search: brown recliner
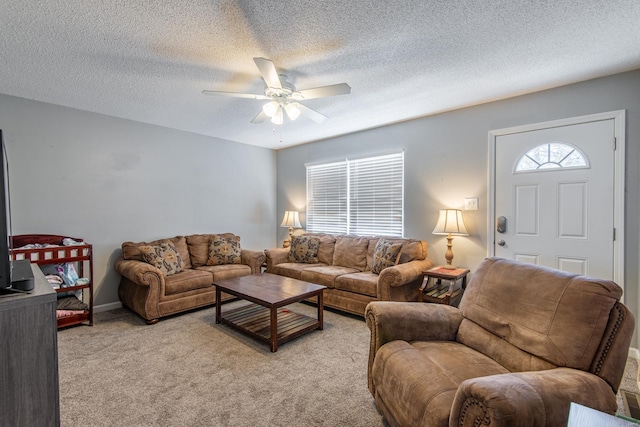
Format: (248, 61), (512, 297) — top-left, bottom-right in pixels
(365, 257), (634, 427)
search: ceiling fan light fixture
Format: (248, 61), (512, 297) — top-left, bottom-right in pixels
(284, 103), (301, 121)
(271, 106), (284, 125)
(262, 101), (279, 117)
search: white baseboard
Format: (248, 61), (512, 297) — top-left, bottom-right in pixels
(94, 301), (122, 313)
(629, 347), (639, 360)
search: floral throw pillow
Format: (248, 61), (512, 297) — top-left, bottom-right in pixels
(207, 235), (241, 266)
(139, 242), (183, 276)
(288, 236), (320, 264)
(372, 238), (403, 274)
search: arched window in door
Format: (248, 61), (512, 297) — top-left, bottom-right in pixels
(514, 142), (589, 172)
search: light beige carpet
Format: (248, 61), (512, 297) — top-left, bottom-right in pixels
(58, 301), (384, 426)
(57, 302), (639, 426)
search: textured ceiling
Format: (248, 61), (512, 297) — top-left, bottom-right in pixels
(1, 1), (639, 149)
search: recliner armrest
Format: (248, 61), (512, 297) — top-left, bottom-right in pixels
(365, 301), (462, 394)
(450, 368), (618, 427)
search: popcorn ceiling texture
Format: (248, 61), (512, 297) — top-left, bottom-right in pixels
(1, 0), (639, 148)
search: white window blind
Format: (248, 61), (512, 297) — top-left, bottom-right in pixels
(349, 153), (404, 236)
(306, 152), (404, 237)
(306, 161), (348, 234)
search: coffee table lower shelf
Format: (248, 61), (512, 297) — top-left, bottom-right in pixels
(219, 303), (321, 352)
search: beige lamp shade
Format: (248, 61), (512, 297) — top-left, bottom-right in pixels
(281, 211), (302, 248)
(432, 209), (468, 269)
(281, 211), (302, 228)
(432, 209), (468, 236)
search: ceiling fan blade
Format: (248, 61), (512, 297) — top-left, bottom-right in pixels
(202, 90), (269, 100)
(297, 83), (351, 100)
(250, 110), (269, 124)
(253, 57), (282, 89)
(297, 103), (328, 124)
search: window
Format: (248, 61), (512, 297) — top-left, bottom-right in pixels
(306, 161), (348, 234)
(515, 142), (589, 172)
(306, 152), (404, 236)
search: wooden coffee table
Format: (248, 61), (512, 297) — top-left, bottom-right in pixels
(214, 273), (326, 352)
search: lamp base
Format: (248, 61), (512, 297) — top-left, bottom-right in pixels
(442, 264), (456, 270)
(282, 239), (291, 248)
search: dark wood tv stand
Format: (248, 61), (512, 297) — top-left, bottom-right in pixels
(0, 265), (60, 426)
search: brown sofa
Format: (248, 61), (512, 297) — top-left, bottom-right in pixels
(115, 234), (265, 324)
(365, 257), (634, 427)
(265, 233), (434, 316)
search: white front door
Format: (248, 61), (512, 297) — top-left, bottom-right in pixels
(490, 112), (624, 281)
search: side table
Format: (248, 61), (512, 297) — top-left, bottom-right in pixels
(421, 266), (470, 307)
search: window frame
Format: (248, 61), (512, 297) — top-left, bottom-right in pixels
(306, 152), (404, 237)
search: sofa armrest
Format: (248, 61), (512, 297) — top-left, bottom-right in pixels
(450, 368), (618, 427)
(365, 301), (462, 395)
(115, 257), (165, 289)
(241, 249), (266, 274)
(265, 247), (289, 271)
(115, 257), (166, 322)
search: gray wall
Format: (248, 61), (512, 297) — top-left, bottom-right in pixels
(276, 70), (640, 344)
(0, 94), (277, 307)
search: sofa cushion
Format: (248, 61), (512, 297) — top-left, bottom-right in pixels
(196, 264), (251, 281)
(186, 233), (236, 267)
(271, 262), (329, 280)
(335, 272), (378, 297)
(301, 265), (360, 288)
(398, 239), (427, 264)
(332, 236), (369, 270)
(288, 235), (320, 263)
(163, 269), (212, 296)
(371, 238), (403, 274)
(372, 340), (509, 427)
(366, 237), (427, 270)
(459, 257), (624, 371)
(306, 233), (337, 265)
(207, 235), (241, 265)
(122, 236), (191, 269)
(138, 242), (183, 276)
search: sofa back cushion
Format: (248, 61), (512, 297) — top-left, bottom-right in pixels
(366, 237), (427, 271)
(186, 233), (236, 267)
(122, 236), (191, 269)
(332, 236), (369, 271)
(458, 257), (623, 372)
(398, 239), (427, 264)
(303, 233), (337, 265)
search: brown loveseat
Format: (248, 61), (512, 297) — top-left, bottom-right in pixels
(265, 233), (433, 316)
(115, 234), (265, 324)
(365, 257), (634, 427)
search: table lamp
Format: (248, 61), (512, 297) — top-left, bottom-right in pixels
(280, 210), (302, 248)
(432, 209), (468, 269)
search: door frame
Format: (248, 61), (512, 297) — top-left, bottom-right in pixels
(487, 110), (626, 290)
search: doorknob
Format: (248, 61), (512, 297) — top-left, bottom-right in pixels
(497, 216), (507, 233)
(497, 239), (506, 246)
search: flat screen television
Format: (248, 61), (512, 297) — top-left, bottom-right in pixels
(0, 129), (33, 294)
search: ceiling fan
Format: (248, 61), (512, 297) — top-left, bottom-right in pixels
(203, 57), (351, 125)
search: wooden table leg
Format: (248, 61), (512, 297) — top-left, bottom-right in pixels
(215, 286), (221, 324)
(270, 306), (278, 352)
(318, 291), (324, 330)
